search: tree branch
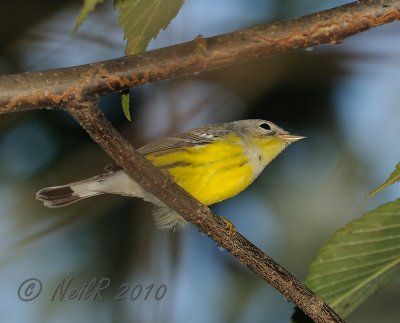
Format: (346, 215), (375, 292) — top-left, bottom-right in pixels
(67, 103), (343, 323)
(0, 0), (399, 113)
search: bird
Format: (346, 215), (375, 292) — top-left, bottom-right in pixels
(36, 119), (305, 230)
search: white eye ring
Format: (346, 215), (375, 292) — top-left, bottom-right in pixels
(259, 122), (271, 131)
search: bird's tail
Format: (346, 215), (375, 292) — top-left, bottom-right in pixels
(36, 171), (189, 230)
(36, 175), (110, 208)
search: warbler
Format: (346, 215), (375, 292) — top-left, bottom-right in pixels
(36, 119), (304, 230)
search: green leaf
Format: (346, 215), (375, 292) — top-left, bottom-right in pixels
(114, 0), (184, 55)
(369, 162), (400, 198)
(74, 0), (105, 32)
(121, 90), (131, 121)
(304, 199), (400, 318)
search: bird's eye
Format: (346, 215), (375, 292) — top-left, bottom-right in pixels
(259, 122), (271, 131)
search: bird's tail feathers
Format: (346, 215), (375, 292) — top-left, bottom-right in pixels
(36, 175), (111, 208)
(37, 173), (190, 231)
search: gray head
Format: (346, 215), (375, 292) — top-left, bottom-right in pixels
(232, 119), (305, 144)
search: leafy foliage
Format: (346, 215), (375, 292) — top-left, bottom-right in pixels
(304, 199), (400, 317)
(74, 0), (105, 32)
(121, 90), (131, 121)
(114, 0), (185, 55)
(369, 162), (400, 198)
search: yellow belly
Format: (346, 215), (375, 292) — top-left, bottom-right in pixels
(145, 137), (254, 205)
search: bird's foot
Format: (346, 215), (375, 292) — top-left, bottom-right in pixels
(221, 217), (236, 237)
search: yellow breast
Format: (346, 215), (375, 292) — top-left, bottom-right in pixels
(145, 135), (255, 205)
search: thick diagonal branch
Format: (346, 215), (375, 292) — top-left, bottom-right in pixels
(67, 103), (344, 323)
(1, 0), (400, 113)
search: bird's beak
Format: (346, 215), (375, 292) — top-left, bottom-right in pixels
(278, 134), (306, 143)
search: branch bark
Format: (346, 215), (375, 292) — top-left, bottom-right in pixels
(67, 103), (343, 323)
(0, 0), (399, 113)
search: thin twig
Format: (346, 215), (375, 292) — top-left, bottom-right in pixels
(0, 0), (399, 113)
(67, 103), (344, 323)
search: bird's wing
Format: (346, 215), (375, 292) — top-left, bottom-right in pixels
(138, 131), (219, 155)
(104, 123), (231, 172)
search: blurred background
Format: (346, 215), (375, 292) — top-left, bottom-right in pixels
(0, 0), (399, 322)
